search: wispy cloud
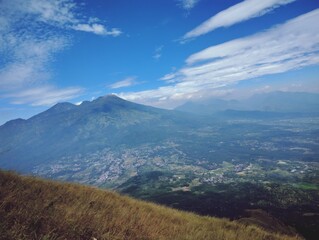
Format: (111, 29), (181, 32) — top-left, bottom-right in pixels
(160, 73), (177, 82)
(153, 46), (164, 60)
(0, 36), (68, 89)
(178, 0), (200, 11)
(120, 9), (319, 108)
(109, 77), (138, 89)
(2, 0), (123, 36)
(0, 0), (122, 106)
(72, 24), (122, 36)
(5, 86), (83, 106)
(183, 0), (296, 40)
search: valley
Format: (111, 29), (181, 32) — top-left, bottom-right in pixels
(32, 116), (319, 190)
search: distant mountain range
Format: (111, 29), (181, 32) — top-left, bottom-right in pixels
(1, 92), (318, 174)
(0, 94), (202, 172)
(175, 91), (319, 115)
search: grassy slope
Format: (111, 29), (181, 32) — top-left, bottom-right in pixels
(0, 171), (301, 240)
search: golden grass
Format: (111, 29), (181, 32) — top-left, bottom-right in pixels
(0, 170), (301, 240)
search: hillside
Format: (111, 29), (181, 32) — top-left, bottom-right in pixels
(0, 170), (301, 240)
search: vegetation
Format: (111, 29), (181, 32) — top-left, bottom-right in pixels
(118, 171), (319, 240)
(0, 170), (301, 240)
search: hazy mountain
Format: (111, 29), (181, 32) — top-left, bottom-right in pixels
(0, 95), (202, 172)
(175, 99), (241, 115)
(175, 91), (319, 115)
(243, 92), (319, 112)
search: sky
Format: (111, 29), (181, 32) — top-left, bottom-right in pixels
(0, 0), (319, 124)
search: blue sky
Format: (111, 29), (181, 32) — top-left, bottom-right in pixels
(0, 0), (319, 124)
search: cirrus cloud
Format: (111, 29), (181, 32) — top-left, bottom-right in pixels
(72, 24), (122, 36)
(120, 9), (319, 108)
(108, 77), (139, 89)
(0, 0), (122, 107)
(183, 0), (296, 40)
(178, 0), (200, 11)
(5, 86), (83, 106)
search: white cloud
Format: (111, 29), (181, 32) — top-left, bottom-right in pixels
(0, 0), (121, 106)
(178, 0), (200, 11)
(153, 46), (164, 60)
(19, 0), (77, 26)
(3, 0), (122, 36)
(160, 73), (177, 81)
(6, 86), (83, 106)
(119, 9), (319, 108)
(109, 77), (138, 89)
(0, 35), (68, 89)
(72, 24), (122, 36)
(119, 86), (232, 109)
(153, 53), (162, 60)
(184, 0), (296, 39)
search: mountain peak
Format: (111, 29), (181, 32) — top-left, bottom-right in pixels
(49, 102), (76, 112)
(1, 118), (26, 128)
(31, 102), (76, 119)
(95, 94), (124, 102)
(88, 94), (134, 112)
(54, 102), (75, 107)
(105, 93), (122, 99)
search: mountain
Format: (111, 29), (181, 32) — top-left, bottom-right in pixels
(175, 91), (319, 115)
(0, 95), (204, 180)
(0, 170), (300, 240)
(175, 99), (241, 115)
(243, 92), (319, 112)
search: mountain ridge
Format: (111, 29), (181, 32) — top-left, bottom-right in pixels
(0, 94), (202, 173)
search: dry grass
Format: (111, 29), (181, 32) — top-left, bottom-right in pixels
(0, 170), (301, 240)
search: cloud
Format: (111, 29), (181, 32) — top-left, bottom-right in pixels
(178, 0), (200, 11)
(5, 86), (83, 106)
(0, 0), (121, 106)
(119, 9), (319, 108)
(183, 0), (296, 39)
(0, 35), (68, 89)
(2, 0), (122, 36)
(118, 87), (232, 109)
(160, 73), (177, 82)
(72, 24), (122, 36)
(17, 0), (77, 26)
(109, 77), (138, 89)
(153, 46), (164, 60)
